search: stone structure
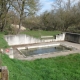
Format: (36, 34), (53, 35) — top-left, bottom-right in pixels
(65, 32), (80, 44)
(54, 32), (80, 44)
(4, 33), (66, 46)
(4, 34), (41, 46)
(55, 33), (66, 41)
(4, 32), (80, 60)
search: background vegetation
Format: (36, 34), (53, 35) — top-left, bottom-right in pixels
(2, 53), (80, 80)
(0, 33), (9, 48)
(22, 0), (80, 33)
(0, 0), (80, 34)
(0, 0), (40, 33)
(21, 30), (61, 38)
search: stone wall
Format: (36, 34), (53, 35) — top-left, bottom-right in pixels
(4, 34), (41, 45)
(65, 32), (80, 44)
(55, 33), (66, 41)
(4, 33), (66, 46)
(4, 32), (80, 46)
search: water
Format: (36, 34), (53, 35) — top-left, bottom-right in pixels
(20, 45), (71, 57)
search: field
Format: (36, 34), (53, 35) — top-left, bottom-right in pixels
(21, 30), (61, 38)
(2, 53), (80, 80)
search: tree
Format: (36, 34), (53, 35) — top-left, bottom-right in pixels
(12, 0), (40, 33)
(0, 0), (12, 32)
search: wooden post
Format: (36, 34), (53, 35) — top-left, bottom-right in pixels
(1, 66), (8, 80)
(0, 67), (2, 80)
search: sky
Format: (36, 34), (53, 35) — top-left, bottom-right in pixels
(39, 0), (54, 14)
(39, 0), (80, 15)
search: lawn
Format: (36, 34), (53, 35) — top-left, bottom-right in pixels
(21, 30), (61, 38)
(0, 33), (9, 48)
(2, 53), (80, 80)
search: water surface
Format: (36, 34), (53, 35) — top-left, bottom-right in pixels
(20, 45), (71, 57)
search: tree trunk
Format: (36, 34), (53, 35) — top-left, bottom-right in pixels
(17, 17), (22, 34)
(0, 18), (6, 32)
(17, 0), (25, 34)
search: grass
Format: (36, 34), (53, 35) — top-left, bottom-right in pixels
(21, 30), (61, 38)
(2, 53), (80, 80)
(0, 33), (9, 48)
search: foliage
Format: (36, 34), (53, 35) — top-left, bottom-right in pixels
(22, 0), (80, 32)
(21, 30), (61, 38)
(2, 53), (80, 80)
(0, 33), (9, 48)
(67, 25), (80, 33)
(0, 0), (80, 33)
(0, 0), (12, 32)
(0, 0), (40, 33)
(11, 0), (40, 33)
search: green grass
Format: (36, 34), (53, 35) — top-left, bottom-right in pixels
(0, 33), (9, 48)
(21, 30), (61, 38)
(2, 53), (80, 80)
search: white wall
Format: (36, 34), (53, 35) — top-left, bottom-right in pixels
(4, 34), (41, 45)
(55, 33), (66, 41)
(4, 33), (66, 46)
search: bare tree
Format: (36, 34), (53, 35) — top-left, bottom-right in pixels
(12, 0), (40, 33)
(0, 0), (12, 32)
